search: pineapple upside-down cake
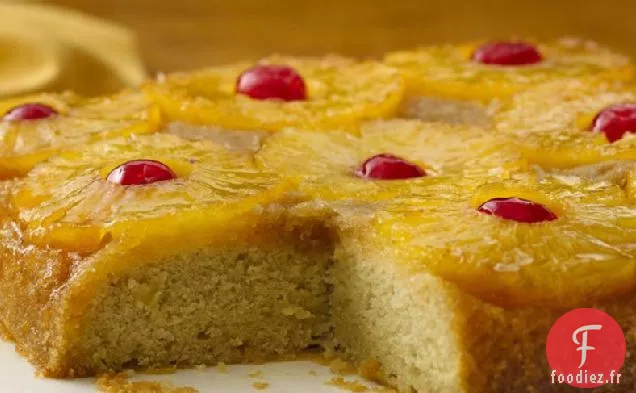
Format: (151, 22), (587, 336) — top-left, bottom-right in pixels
(0, 40), (635, 393)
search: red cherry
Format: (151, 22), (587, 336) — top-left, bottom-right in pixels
(478, 197), (557, 223)
(3, 103), (58, 121)
(107, 160), (177, 186)
(590, 103), (636, 143)
(471, 41), (543, 66)
(236, 64), (307, 101)
(355, 153), (426, 180)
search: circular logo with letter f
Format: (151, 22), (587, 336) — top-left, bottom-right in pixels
(546, 308), (626, 388)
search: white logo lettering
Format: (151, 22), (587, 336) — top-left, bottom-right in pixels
(572, 324), (602, 368)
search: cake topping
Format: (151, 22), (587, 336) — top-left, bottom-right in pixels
(478, 197), (557, 223)
(107, 159), (177, 185)
(471, 41), (543, 66)
(236, 64), (307, 101)
(590, 103), (636, 142)
(355, 153), (426, 180)
(3, 103), (58, 121)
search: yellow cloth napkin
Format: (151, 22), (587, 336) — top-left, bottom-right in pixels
(0, 2), (147, 98)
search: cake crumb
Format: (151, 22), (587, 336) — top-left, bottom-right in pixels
(216, 362), (228, 374)
(322, 347), (337, 361)
(329, 358), (356, 375)
(358, 359), (382, 382)
(308, 369), (318, 376)
(252, 381), (270, 390)
(145, 366), (178, 375)
(248, 370), (264, 378)
(327, 376), (368, 392)
(96, 373), (198, 393)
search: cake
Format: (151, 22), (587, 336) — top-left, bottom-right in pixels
(0, 40), (635, 393)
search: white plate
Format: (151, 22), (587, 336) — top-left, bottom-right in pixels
(0, 340), (379, 393)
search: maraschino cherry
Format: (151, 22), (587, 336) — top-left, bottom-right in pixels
(356, 154), (426, 180)
(478, 197), (557, 223)
(3, 103), (58, 121)
(107, 160), (176, 185)
(472, 41), (543, 66)
(236, 65), (307, 101)
(590, 103), (636, 143)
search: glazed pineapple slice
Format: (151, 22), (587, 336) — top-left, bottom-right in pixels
(11, 133), (287, 253)
(495, 79), (636, 171)
(143, 55), (404, 132)
(0, 90), (161, 178)
(627, 167), (636, 201)
(534, 161), (636, 197)
(256, 119), (527, 201)
(384, 38), (632, 118)
(373, 177), (636, 308)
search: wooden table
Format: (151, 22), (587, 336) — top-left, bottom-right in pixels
(39, 0), (636, 73)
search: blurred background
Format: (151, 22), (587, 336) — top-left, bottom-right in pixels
(1, 0), (634, 97)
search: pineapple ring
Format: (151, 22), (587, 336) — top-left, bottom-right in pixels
(373, 178), (636, 308)
(627, 168), (636, 202)
(495, 79), (636, 169)
(143, 55), (404, 132)
(0, 90), (161, 178)
(255, 119), (528, 201)
(534, 161), (636, 195)
(384, 38), (632, 103)
(11, 133), (287, 253)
